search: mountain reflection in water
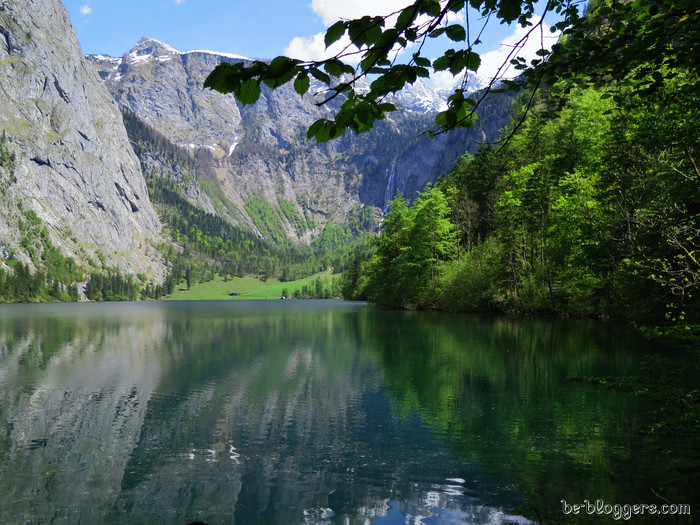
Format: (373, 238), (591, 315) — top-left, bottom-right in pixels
(0, 301), (676, 524)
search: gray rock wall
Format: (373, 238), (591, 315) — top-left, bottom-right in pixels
(0, 0), (164, 279)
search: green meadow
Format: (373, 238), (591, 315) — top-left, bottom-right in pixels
(167, 269), (339, 301)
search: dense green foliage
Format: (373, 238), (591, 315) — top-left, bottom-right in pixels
(281, 274), (342, 299)
(84, 270), (139, 302)
(339, 34), (700, 490)
(244, 196), (295, 246)
(355, 187), (456, 308)
(347, 77), (699, 325)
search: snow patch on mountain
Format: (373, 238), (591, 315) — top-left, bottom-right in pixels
(391, 79), (448, 113)
(185, 50), (251, 61)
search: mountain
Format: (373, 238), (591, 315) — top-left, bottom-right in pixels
(0, 0), (164, 280)
(435, 71), (493, 100)
(0, 0), (514, 299)
(391, 78), (448, 113)
(87, 38), (514, 242)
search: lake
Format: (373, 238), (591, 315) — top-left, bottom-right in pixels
(0, 301), (690, 524)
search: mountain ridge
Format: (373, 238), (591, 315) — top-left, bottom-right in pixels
(87, 37), (514, 243)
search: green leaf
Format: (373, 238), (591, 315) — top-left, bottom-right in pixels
(396, 6), (416, 29)
(294, 73), (310, 96)
(268, 56), (296, 77)
(325, 59), (343, 78)
(424, 0), (441, 16)
(315, 122), (332, 143)
(204, 62), (241, 94)
(355, 101), (373, 125)
(435, 111), (447, 128)
(237, 78), (261, 105)
(414, 55), (431, 67)
(448, 1), (466, 12)
(433, 54), (451, 72)
(307, 119), (326, 140)
(498, 0), (521, 22)
(414, 66), (430, 78)
(325, 21), (346, 48)
(445, 25), (466, 42)
(446, 50), (475, 74)
(310, 68), (331, 85)
(376, 28), (399, 49)
(364, 18), (384, 44)
(360, 56), (375, 74)
(467, 51), (481, 71)
(348, 16), (383, 47)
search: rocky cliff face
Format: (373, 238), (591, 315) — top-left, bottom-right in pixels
(89, 38), (513, 242)
(0, 0), (164, 278)
(89, 38), (367, 240)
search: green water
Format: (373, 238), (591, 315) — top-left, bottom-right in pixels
(0, 301), (689, 524)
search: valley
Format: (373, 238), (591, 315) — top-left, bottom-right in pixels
(0, 0), (697, 522)
(0, 0), (512, 302)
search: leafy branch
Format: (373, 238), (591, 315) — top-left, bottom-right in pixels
(204, 0), (579, 142)
(204, 0), (698, 143)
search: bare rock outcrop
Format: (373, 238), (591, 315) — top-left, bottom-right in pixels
(0, 0), (164, 279)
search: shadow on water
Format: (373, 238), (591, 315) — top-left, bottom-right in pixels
(0, 301), (693, 524)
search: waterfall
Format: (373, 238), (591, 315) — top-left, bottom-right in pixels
(382, 160), (397, 213)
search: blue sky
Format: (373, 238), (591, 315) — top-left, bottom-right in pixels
(63, 0), (327, 59)
(62, 0), (561, 89)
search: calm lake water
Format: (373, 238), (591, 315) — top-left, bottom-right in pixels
(0, 301), (689, 524)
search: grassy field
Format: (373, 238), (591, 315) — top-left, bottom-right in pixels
(166, 269), (338, 301)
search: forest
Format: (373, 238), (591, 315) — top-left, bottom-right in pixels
(344, 78), (699, 329)
(328, 0), (698, 332)
(331, 0), (699, 486)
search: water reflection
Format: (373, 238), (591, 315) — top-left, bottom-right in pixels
(0, 301), (677, 524)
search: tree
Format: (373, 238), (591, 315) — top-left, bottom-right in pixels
(204, 0), (697, 142)
(406, 186), (456, 303)
(366, 187), (455, 308)
(367, 192), (413, 308)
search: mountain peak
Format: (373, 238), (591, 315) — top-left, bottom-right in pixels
(127, 37), (251, 63)
(391, 78), (448, 113)
(134, 37), (178, 52)
(126, 37), (179, 65)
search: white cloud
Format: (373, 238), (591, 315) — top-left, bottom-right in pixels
(287, 0), (416, 63)
(80, 4), (91, 15)
(431, 69), (460, 91)
(286, 32), (345, 62)
(477, 16), (560, 81)
(310, 0), (414, 27)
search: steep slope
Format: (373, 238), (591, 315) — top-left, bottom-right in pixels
(0, 0), (164, 279)
(89, 38), (514, 243)
(89, 38), (352, 241)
